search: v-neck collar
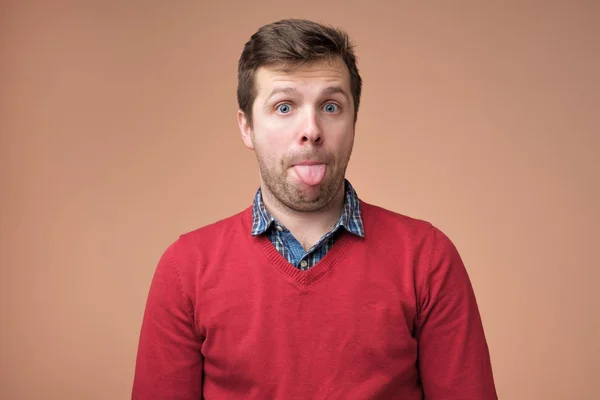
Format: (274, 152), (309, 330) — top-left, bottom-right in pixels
(243, 206), (355, 288)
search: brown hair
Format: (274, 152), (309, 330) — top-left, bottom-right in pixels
(237, 19), (362, 128)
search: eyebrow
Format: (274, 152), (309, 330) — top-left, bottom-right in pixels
(265, 87), (299, 100)
(265, 86), (350, 102)
(322, 86), (350, 100)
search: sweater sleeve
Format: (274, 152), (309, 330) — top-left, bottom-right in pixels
(131, 240), (203, 399)
(416, 227), (498, 400)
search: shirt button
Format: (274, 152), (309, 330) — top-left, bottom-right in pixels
(276, 225), (283, 232)
(300, 260), (308, 268)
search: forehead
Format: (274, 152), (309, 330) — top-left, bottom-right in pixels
(254, 57), (351, 97)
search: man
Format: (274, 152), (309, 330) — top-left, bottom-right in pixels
(132, 19), (498, 399)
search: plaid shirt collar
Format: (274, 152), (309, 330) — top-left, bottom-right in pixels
(251, 179), (365, 238)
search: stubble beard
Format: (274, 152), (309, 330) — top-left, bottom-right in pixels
(256, 151), (349, 213)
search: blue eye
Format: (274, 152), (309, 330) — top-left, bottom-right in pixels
(324, 103), (338, 113)
(277, 104), (292, 114)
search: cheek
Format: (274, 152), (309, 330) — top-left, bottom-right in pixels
(255, 120), (293, 152)
(253, 128), (288, 167)
(323, 120), (355, 148)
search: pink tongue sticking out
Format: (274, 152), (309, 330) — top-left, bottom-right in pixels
(293, 164), (326, 186)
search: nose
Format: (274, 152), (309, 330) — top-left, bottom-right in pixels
(299, 108), (323, 145)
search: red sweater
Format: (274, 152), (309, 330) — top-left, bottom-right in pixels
(132, 201), (497, 399)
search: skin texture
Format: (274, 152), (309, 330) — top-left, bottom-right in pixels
(237, 57), (356, 249)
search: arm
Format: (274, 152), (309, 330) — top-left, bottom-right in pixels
(416, 227), (498, 399)
(132, 241), (203, 399)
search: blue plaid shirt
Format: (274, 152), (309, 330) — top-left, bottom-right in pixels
(251, 179), (364, 271)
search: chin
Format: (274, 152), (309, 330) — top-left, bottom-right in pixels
(286, 185), (336, 211)
(288, 179), (325, 195)
(285, 200), (329, 213)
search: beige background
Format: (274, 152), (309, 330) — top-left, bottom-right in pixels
(1, 1), (598, 399)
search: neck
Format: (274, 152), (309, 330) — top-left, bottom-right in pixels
(261, 182), (346, 250)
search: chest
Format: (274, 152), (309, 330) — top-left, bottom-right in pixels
(194, 257), (420, 390)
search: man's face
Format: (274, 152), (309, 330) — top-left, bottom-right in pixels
(238, 57), (356, 213)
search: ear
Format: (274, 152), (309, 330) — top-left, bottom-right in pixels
(237, 110), (255, 150)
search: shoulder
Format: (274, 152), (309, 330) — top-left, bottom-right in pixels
(359, 200), (457, 252)
(360, 200), (470, 292)
(180, 206), (251, 244)
(159, 206), (252, 269)
(360, 200), (434, 235)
